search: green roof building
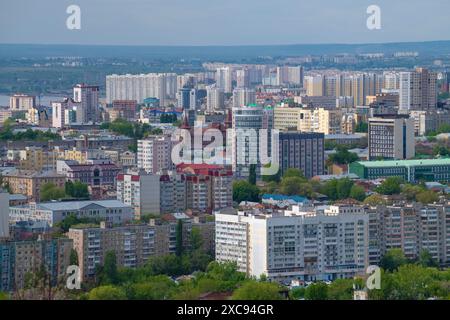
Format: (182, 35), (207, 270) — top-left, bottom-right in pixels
(349, 158), (450, 183)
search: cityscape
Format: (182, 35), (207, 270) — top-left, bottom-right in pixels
(1, 0), (450, 306)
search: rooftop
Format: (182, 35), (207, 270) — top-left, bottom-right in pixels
(13, 200), (131, 211)
(354, 158), (450, 168)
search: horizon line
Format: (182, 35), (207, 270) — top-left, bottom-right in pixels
(1, 39), (450, 48)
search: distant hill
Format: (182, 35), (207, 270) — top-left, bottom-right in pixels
(1, 41), (450, 60)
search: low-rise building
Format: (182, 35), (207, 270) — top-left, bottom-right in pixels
(2, 170), (66, 202)
(0, 238), (73, 291)
(9, 200), (134, 227)
(68, 213), (214, 280)
(350, 158), (450, 183)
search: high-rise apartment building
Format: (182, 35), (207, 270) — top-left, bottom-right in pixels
(73, 84), (100, 123)
(9, 94), (35, 111)
(216, 67), (233, 93)
(206, 85), (225, 111)
(368, 115), (415, 160)
(236, 69), (251, 88)
(215, 204), (369, 282)
(232, 88), (256, 108)
(106, 73), (168, 106)
(137, 135), (173, 174)
(399, 68), (437, 111)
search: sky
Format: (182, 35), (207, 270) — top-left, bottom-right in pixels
(1, 0), (449, 46)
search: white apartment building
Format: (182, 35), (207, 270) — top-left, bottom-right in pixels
(137, 135), (173, 174)
(106, 73), (170, 106)
(232, 88), (256, 108)
(215, 205), (369, 283)
(216, 67), (233, 93)
(117, 172), (161, 218)
(9, 94), (35, 111)
(206, 85), (225, 111)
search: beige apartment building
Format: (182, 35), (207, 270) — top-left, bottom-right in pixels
(3, 170), (66, 201)
(18, 147), (57, 171)
(68, 215), (215, 280)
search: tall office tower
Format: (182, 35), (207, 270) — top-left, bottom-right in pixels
(216, 67), (233, 93)
(215, 204), (369, 281)
(232, 88), (256, 108)
(73, 84), (100, 123)
(278, 132), (324, 178)
(231, 106), (264, 179)
(236, 69), (251, 88)
(137, 136), (173, 174)
(9, 94), (36, 111)
(383, 72), (400, 90)
(206, 85), (225, 111)
(399, 68), (438, 112)
(0, 191), (9, 239)
(106, 73), (167, 106)
(304, 75), (325, 96)
(368, 115), (415, 160)
(177, 87), (194, 109)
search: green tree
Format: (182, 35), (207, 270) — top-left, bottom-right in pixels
(40, 182), (66, 201)
(101, 251), (118, 285)
(129, 275), (175, 300)
(70, 249), (79, 266)
(416, 190), (439, 204)
(232, 180), (260, 203)
(190, 226), (203, 252)
(375, 177), (403, 195)
(327, 278), (357, 300)
(282, 168), (306, 180)
(336, 178), (354, 199)
(65, 180), (89, 199)
(289, 287), (306, 300)
(363, 194), (387, 206)
(0, 292), (9, 300)
(328, 147), (359, 165)
(355, 122), (368, 133)
(349, 185), (366, 201)
(388, 264), (436, 300)
(417, 249), (438, 268)
(176, 220), (184, 257)
(231, 281), (284, 300)
(380, 249), (408, 272)
(88, 285), (126, 300)
(304, 282), (328, 300)
(280, 177), (312, 197)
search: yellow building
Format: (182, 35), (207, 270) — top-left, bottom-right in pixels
(297, 108), (342, 134)
(274, 107), (304, 130)
(274, 107), (342, 134)
(18, 147), (57, 171)
(3, 170), (66, 202)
